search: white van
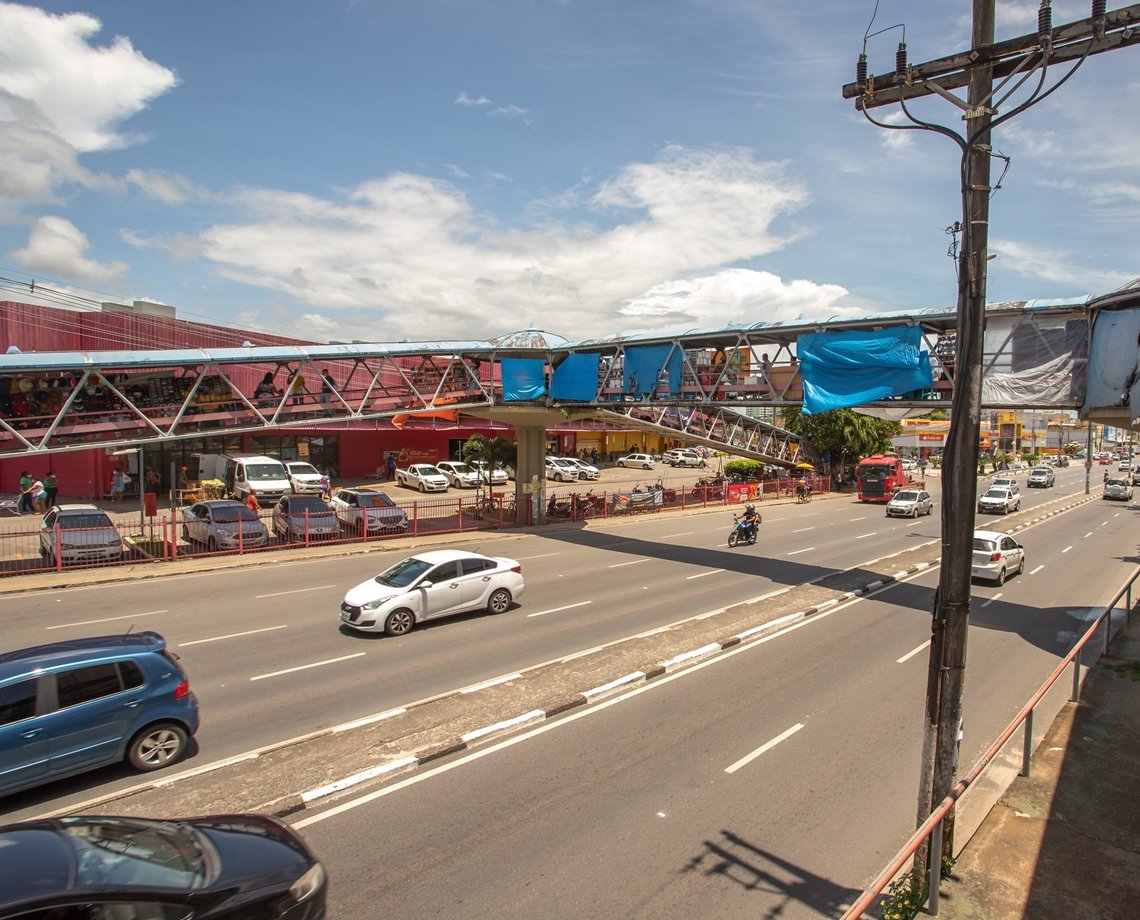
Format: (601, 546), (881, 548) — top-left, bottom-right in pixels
(222, 454), (291, 504)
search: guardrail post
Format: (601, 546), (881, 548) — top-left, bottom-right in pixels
(1021, 709), (1033, 777)
(412, 501), (418, 536)
(929, 822), (943, 916)
(1104, 610), (1111, 655)
(1071, 658), (1081, 702)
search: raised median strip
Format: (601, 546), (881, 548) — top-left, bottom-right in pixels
(47, 492), (1100, 822)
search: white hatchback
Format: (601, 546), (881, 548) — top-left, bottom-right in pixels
(339, 549), (525, 635)
(972, 530), (1025, 584)
(617, 453), (656, 470)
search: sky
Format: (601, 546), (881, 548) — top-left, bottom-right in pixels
(0, 1), (1136, 348)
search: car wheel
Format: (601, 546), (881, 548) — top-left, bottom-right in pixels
(618, 461), (626, 468)
(927, 504), (934, 515)
(127, 722), (188, 771)
(912, 508), (920, 518)
(207, 537), (217, 553)
(384, 608), (415, 635)
(487, 588), (512, 614)
(996, 566), (1007, 586)
(419, 482), (426, 492)
(181, 525), (189, 540)
(1017, 556), (1025, 575)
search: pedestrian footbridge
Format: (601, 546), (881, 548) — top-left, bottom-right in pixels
(0, 283), (1136, 479)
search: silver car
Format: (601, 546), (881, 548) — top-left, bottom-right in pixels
(972, 530), (1025, 584)
(39, 504), (124, 566)
(470, 460), (509, 485)
(436, 461), (481, 488)
(182, 500), (269, 551)
(977, 487), (1020, 514)
(1103, 477), (1134, 501)
(272, 494), (341, 541)
(885, 489), (934, 518)
(329, 488), (409, 534)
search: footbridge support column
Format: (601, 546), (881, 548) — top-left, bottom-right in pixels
(514, 424), (546, 524)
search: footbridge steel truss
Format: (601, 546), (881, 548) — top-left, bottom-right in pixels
(0, 291), (1126, 464)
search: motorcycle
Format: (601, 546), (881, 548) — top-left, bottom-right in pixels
(727, 512), (760, 547)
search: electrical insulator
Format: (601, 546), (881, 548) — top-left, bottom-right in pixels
(1038, 1), (1053, 44)
(856, 53), (867, 92)
(1092, 0), (1106, 39)
(895, 43), (908, 82)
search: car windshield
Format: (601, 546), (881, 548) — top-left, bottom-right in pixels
(893, 492), (918, 502)
(288, 462), (320, 476)
(449, 463), (473, 474)
(56, 514), (114, 529)
(364, 493), (396, 508)
(376, 557), (432, 587)
(982, 489), (1008, 499)
(1107, 478), (1128, 487)
(212, 506), (258, 523)
(58, 816), (210, 889)
(247, 463), (284, 481)
(290, 497), (331, 513)
(972, 538), (997, 552)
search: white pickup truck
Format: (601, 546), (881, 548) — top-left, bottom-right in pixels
(395, 463), (449, 492)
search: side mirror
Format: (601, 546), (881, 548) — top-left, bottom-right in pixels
(418, 580), (434, 589)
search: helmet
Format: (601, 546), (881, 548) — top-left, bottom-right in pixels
(745, 503), (755, 512)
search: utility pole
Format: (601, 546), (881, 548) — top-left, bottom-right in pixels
(842, 0), (1140, 881)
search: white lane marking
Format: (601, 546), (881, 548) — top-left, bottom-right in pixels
(897, 640), (930, 664)
(725, 723), (805, 774)
(461, 674), (521, 693)
(179, 625), (288, 646)
(856, 532), (876, 539)
(609, 559), (649, 568)
(527, 601), (592, 618)
(793, 527), (814, 533)
(788, 547), (814, 556)
(1062, 546), (1073, 553)
(1084, 532), (1093, 538)
(660, 532), (693, 538)
(514, 552), (561, 560)
(250, 653), (365, 681)
(1029, 565), (1045, 575)
(47, 609), (168, 630)
(849, 516), (867, 522)
(981, 592), (1003, 608)
(686, 569), (725, 580)
(255, 584), (335, 599)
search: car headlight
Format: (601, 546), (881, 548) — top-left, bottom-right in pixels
(362, 599), (385, 610)
(289, 861), (326, 902)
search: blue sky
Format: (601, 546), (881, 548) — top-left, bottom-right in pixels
(0, 1), (1136, 346)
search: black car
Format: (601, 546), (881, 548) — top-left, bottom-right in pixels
(0, 813), (326, 919)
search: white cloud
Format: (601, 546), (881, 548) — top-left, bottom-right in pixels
(124, 169), (210, 205)
(7, 215), (127, 283)
(455, 91), (491, 106)
(990, 237), (1134, 292)
(146, 144), (844, 341)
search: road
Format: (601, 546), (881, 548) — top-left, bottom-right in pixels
(0, 464), (1104, 826)
(292, 483), (1130, 919)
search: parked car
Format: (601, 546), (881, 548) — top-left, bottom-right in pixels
(436, 460), (481, 488)
(977, 487), (1020, 514)
(272, 493), (341, 541)
(470, 459), (509, 485)
(885, 489), (934, 518)
(663, 449), (706, 468)
(1102, 476), (1134, 501)
(971, 529), (1025, 584)
(329, 488), (408, 533)
(182, 500), (269, 551)
(340, 549), (525, 635)
(396, 463), (449, 492)
(0, 631), (199, 797)
(616, 452), (656, 470)
(1027, 467), (1055, 488)
(284, 459), (325, 494)
(0, 813), (326, 918)
(563, 457), (601, 480)
(545, 457), (583, 482)
(38, 503), (123, 566)
(901, 458), (918, 472)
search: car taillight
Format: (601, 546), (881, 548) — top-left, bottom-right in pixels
(990, 552), (1001, 562)
(511, 564), (522, 574)
(173, 680), (190, 700)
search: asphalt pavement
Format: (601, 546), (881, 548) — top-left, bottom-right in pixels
(3, 471), (1137, 919)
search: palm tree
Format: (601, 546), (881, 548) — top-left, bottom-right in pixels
(461, 434), (517, 513)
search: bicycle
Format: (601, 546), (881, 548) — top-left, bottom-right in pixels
(796, 488), (812, 503)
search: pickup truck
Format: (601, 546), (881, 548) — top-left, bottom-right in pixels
(395, 463), (449, 492)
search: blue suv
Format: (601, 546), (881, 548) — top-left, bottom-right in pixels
(0, 631), (199, 797)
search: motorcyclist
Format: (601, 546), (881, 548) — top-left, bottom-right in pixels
(737, 502), (759, 539)
(795, 479), (807, 501)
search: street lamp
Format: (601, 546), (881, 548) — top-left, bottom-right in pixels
(111, 445), (145, 534)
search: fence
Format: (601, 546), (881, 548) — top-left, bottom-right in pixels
(0, 477), (828, 578)
(841, 566), (1139, 919)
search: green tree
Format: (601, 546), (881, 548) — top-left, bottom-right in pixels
(778, 407), (901, 477)
(460, 434), (517, 499)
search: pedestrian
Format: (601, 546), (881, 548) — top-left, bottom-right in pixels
(43, 470), (58, 508)
(17, 470), (32, 514)
(288, 369), (305, 406)
(145, 467), (160, 493)
(245, 489), (260, 512)
(320, 369), (335, 414)
(111, 468), (127, 502)
(385, 453), (397, 480)
(321, 469), (332, 500)
(30, 477), (47, 513)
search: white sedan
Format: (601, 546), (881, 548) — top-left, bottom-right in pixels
(436, 461), (481, 488)
(339, 549), (525, 635)
(470, 460), (509, 485)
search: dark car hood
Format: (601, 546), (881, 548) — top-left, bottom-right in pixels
(192, 815), (313, 889)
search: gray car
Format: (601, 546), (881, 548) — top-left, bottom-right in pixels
(39, 504), (124, 566)
(885, 489), (934, 518)
(182, 500), (269, 551)
(330, 487), (409, 534)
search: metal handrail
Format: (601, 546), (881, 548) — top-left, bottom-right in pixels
(842, 566), (1139, 919)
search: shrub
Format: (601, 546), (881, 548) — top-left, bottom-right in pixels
(723, 459), (764, 482)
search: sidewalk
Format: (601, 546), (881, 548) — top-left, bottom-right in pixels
(934, 611), (1140, 919)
